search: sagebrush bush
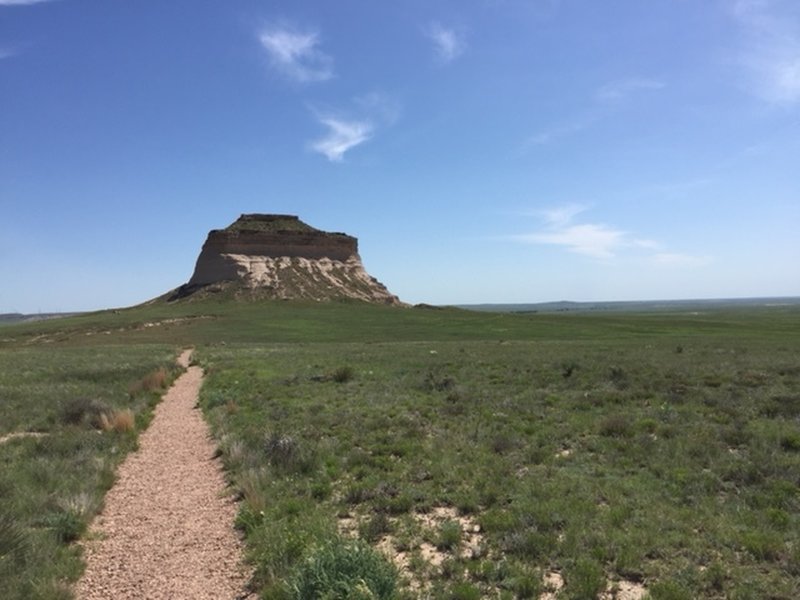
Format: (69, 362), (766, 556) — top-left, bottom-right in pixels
(332, 366), (355, 383)
(423, 370), (455, 392)
(598, 414), (633, 438)
(561, 361), (579, 379)
(289, 539), (397, 600)
(60, 397), (110, 429)
(264, 433), (317, 475)
(359, 512), (392, 543)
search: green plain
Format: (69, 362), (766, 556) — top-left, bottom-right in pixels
(1, 300), (798, 598)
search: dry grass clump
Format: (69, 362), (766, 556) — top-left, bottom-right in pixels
(129, 367), (170, 395)
(99, 409), (135, 433)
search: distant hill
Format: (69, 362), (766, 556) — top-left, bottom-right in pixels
(459, 297), (800, 313)
(0, 312), (80, 325)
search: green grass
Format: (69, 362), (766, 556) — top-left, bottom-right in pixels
(193, 316), (800, 598)
(0, 345), (178, 599)
(1, 299), (799, 598)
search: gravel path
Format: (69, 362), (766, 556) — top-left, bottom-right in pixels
(76, 350), (251, 599)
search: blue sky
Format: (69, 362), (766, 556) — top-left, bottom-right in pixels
(1, 0), (798, 312)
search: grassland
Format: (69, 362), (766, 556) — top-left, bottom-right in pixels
(1, 300), (798, 599)
(0, 345), (178, 599)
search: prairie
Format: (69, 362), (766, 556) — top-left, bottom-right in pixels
(1, 301), (798, 598)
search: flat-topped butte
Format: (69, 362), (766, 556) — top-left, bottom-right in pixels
(172, 214), (401, 304)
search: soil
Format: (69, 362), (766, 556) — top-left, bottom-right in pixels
(76, 350), (251, 599)
(0, 431), (47, 444)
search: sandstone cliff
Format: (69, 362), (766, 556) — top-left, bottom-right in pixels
(169, 214), (402, 304)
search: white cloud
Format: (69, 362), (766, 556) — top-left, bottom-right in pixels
(307, 92), (399, 162)
(509, 205), (705, 266)
(595, 78), (665, 102)
(258, 25), (333, 83)
(310, 116), (373, 162)
(425, 22), (466, 64)
(510, 205), (629, 258)
(540, 204), (589, 227)
(516, 223), (627, 259)
(0, 47), (16, 59)
(729, 0), (800, 105)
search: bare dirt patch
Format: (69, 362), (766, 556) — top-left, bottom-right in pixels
(0, 431), (47, 445)
(76, 349), (251, 599)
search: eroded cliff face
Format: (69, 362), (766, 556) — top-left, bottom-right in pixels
(173, 214), (401, 304)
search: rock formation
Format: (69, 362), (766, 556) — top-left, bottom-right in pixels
(169, 214), (402, 304)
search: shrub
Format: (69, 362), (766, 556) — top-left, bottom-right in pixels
(761, 395), (800, 418)
(359, 513), (392, 543)
(332, 366), (355, 383)
(703, 562), (726, 593)
(423, 370), (455, 392)
(565, 558), (604, 600)
(561, 361), (579, 379)
(449, 581), (482, 600)
(502, 529), (556, 560)
(490, 432), (517, 454)
(780, 431), (800, 451)
(265, 433), (316, 475)
(289, 539), (397, 600)
(649, 579), (692, 600)
(740, 530), (783, 561)
(44, 510), (86, 543)
(436, 520), (462, 551)
(609, 366), (628, 389)
(511, 569), (541, 599)
(60, 397), (110, 429)
(598, 414), (633, 438)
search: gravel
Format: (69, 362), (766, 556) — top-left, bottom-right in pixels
(76, 351), (251, 599)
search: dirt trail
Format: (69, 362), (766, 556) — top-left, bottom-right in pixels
(76, 349), (251, 599)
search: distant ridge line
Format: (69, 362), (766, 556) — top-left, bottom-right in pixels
(457, 297), (800, 313)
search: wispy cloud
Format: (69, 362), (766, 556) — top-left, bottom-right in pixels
(516, 223), (628, 259)
(355, 91), (402, 125)
(524, 114), (598, 147)
(310, 116), (373, 162)
(728, 0), (800, 105)
(0, 47), (16, 59)
(525, 77), (664, 148)
(308, 92), (400, 162)
(510, 205), (633, 259)
(541, 204), (589, 227)
(425, 22), (466, 65)
(595, 78), (666, 102)
(509, 205), (707, 266)
(258, 25), (333, 83)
